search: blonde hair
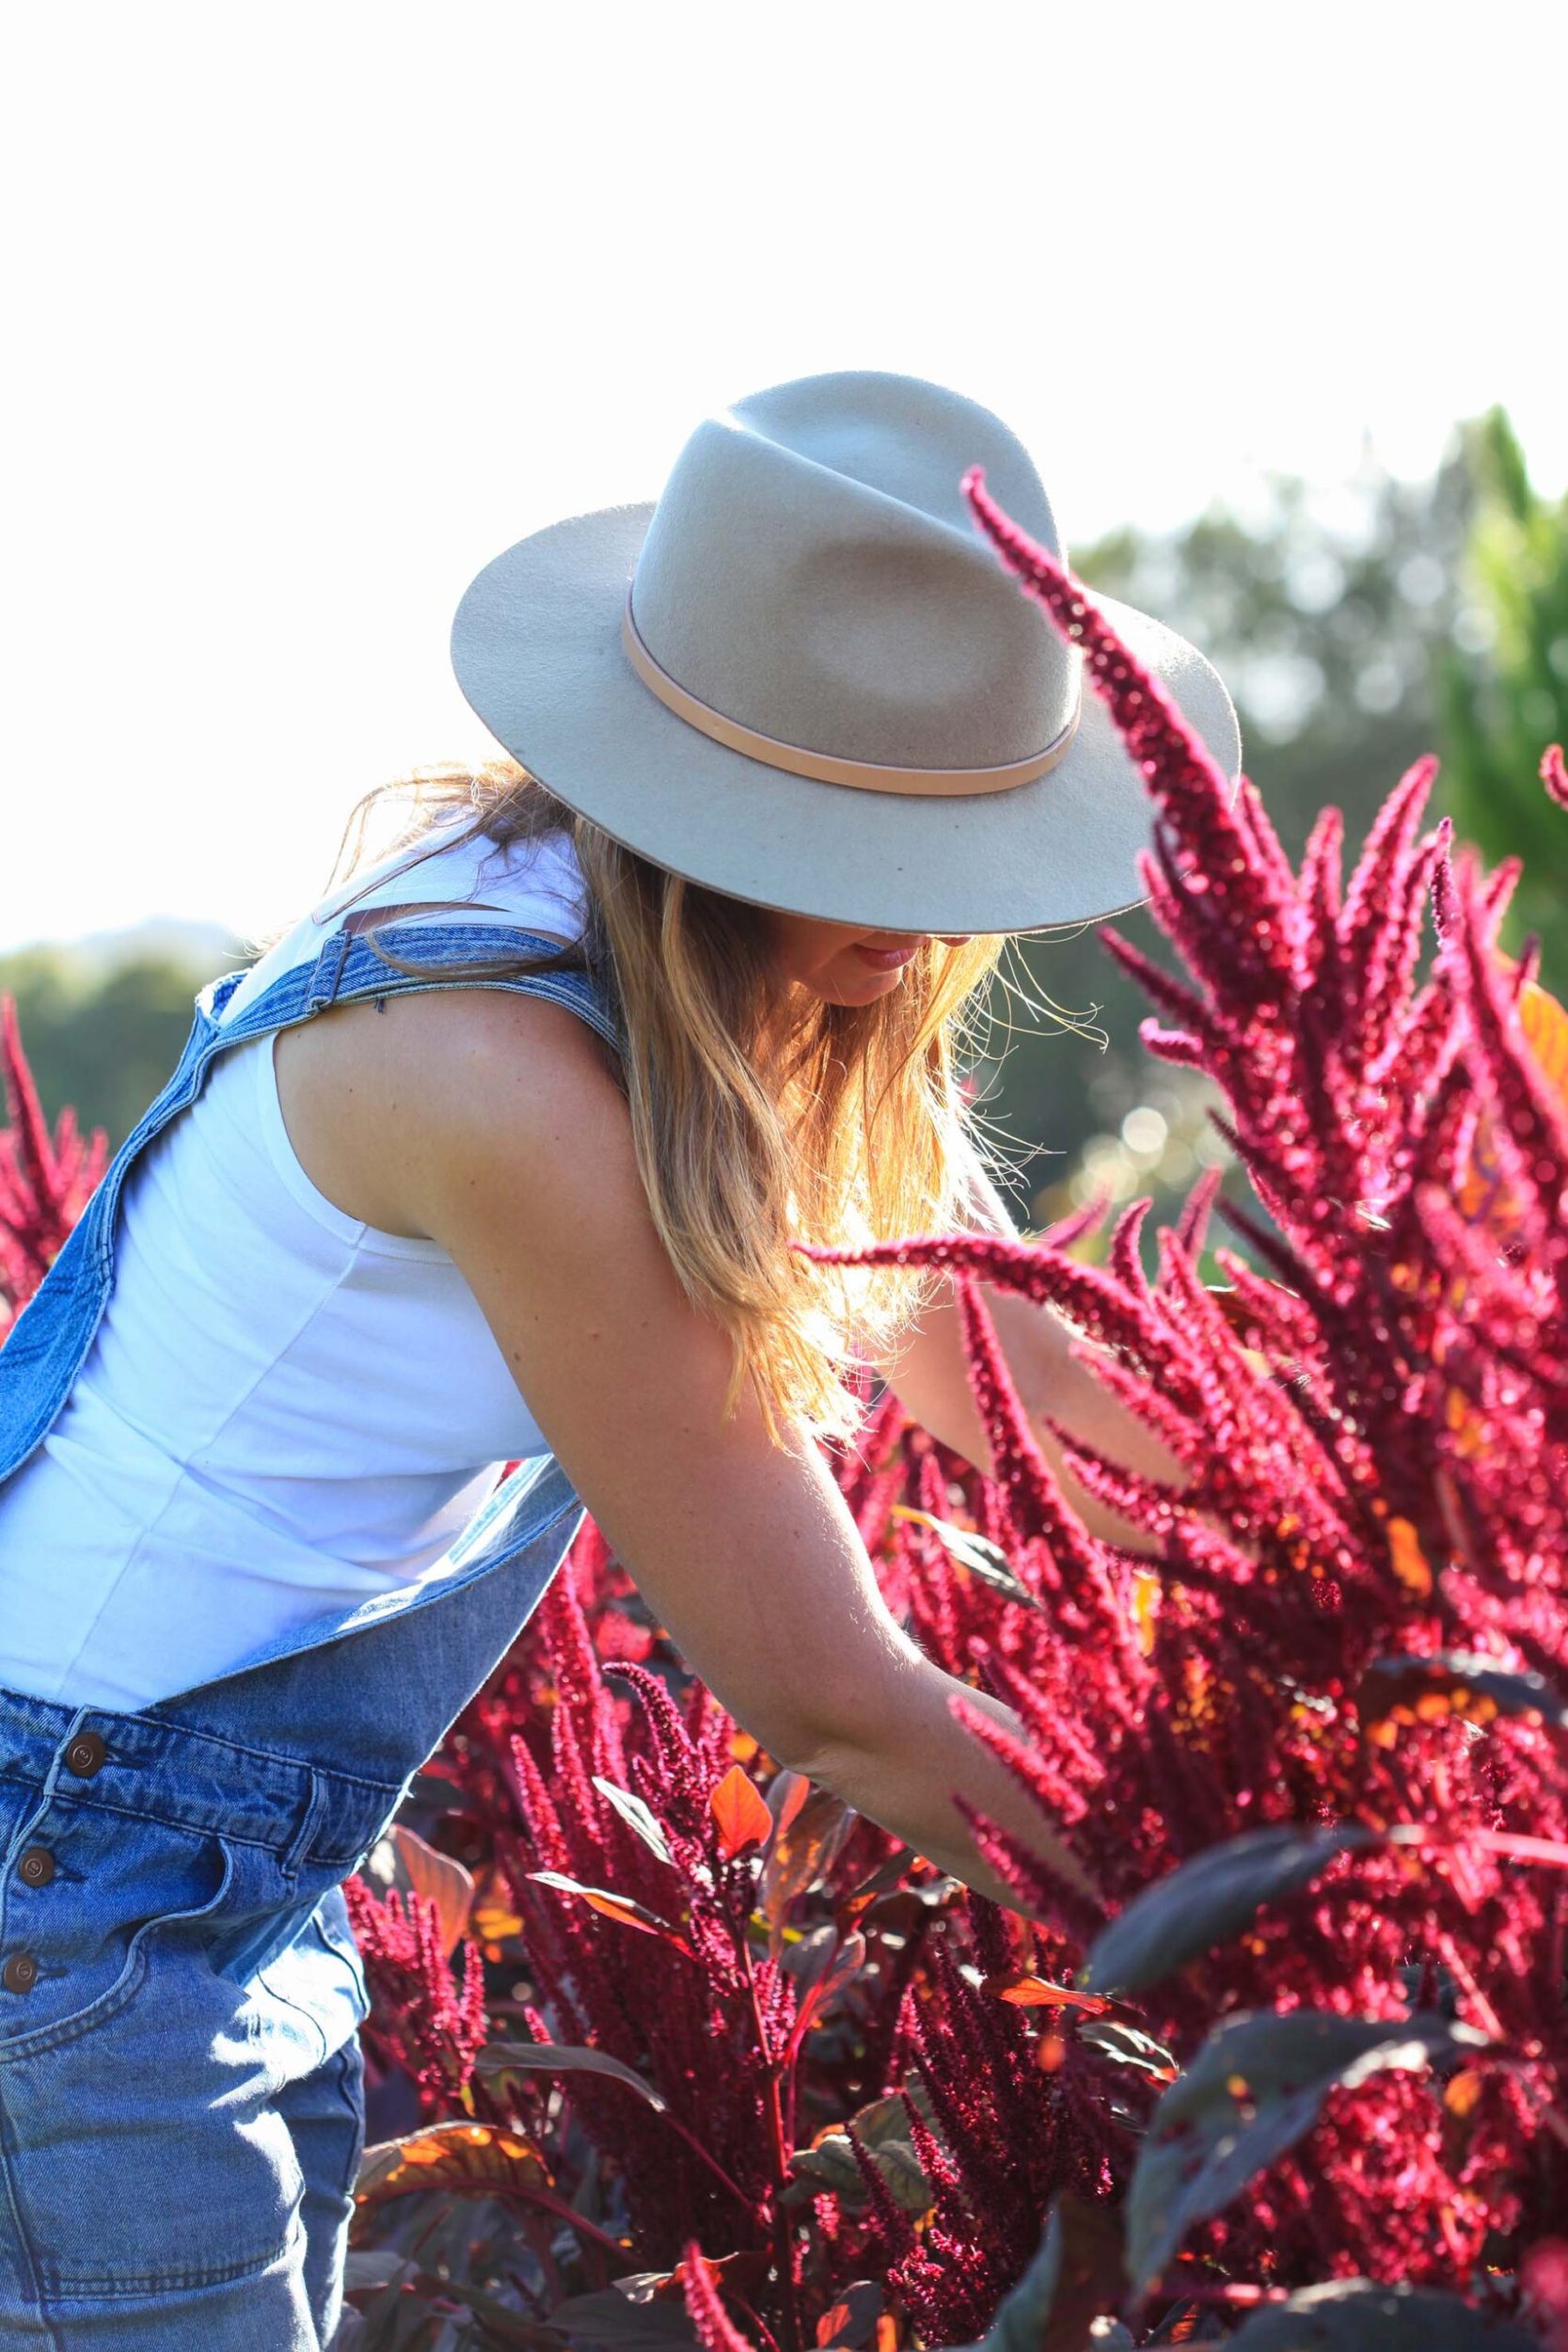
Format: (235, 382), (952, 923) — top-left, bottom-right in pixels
(292, 758), (1027, 1449)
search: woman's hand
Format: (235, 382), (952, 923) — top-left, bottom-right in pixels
(367, 987), (1104, 1919)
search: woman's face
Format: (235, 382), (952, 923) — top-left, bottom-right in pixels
(761, 909), (970, 1006)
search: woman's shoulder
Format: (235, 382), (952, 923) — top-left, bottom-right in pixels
(381, 979), (617, 1109)
(275, 975), (627, 1248)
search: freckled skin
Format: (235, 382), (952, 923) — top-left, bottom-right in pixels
(758, 911), (970, 1008)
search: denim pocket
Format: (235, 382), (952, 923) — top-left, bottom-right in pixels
(253, 1883), (370, 2075)
(0, 1810), (236, 2059)
(0, 1836), (325, 2296)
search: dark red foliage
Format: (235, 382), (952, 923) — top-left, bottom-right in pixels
(6, 508), (1566, 2346)
(0, 993), (106, 1337)
(341, 1878), (489, 2106)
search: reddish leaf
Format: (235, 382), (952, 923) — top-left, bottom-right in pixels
(757, 1781), (855, 1963)
(835, 1843), (920, 1931)
(1358, 1652), (1568, 1745)
(359, 1823), (474, 1959)
(766, 1764), (813, 1843)
(891, 1502), (1046, 1613)
(677, 2243), (752, 2352)
(816, 2280), (884, 2348)
(984, 1972), (1113, 2016)
(527, 1869), (696, 1957)
(594, 1773), (676, 1866)
(476, 2038), (670, 2111)
(355, 2120), (552, 2208)
(470, 1861), (524, 1948)
(709, 1762), (773, 1858)
(787, 1929), (868, 2058)
(612, 2249), (772, 2309)
(546, 2287), (702, 2348)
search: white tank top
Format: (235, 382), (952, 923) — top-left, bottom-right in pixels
(0, 815), (591, 1712)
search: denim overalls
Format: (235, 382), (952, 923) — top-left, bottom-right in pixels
(0, 921), (623, 2347)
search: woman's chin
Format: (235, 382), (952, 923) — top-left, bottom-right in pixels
(814, 964), (909, 1006)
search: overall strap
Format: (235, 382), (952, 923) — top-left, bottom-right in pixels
(212, 917), (626, 1058)
(0, 919), (623, 1488)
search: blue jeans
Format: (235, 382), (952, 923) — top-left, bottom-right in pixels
(0, 1684), (380, 2346)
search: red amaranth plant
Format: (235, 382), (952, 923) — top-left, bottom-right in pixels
(800, 475), (1568, 2337)
(7, 524), (1566, 2344)
(337, 485), (1567, 2341)
(0, 993), (106, 1337)
(343, 1877), (489, 2106)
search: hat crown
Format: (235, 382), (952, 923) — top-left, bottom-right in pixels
(627, 371), (1079, 772)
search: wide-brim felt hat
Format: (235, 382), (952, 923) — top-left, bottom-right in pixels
(451, 369), (1243, 937)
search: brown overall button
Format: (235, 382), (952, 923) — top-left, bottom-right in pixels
(18, 1847), (55, 1888)
(2, 1954), (39, 1994)
(64, 1731), (107, 1777)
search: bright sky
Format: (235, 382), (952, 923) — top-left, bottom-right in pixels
(3, 1), (1561, 953)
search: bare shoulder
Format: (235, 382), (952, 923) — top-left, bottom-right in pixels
(273, 981), (631, 1243)
(405, 986), (641, 1233)
(381, 982), (625, 1137)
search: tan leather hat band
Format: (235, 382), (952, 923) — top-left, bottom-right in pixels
(621, 590), (1079, 799)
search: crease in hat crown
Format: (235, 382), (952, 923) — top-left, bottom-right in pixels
(621, 371), (1084, 791)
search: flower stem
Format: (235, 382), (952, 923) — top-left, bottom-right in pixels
(740, 1927), (804, 2352)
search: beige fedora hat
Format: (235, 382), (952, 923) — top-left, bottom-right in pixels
(451, 370), (1242, 937)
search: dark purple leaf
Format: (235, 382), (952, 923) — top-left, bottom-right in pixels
(1126, 2010), (1492, 2295)
(1084, 1828), (1381, 1996)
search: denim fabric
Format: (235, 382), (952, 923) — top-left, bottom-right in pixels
(0, 924), (624, 2344)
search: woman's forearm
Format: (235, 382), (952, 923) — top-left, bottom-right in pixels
(883, 1272), (1190, 1556)
(1014, 1306), (1192, 1549)
(800, 1649), (1103, 1922)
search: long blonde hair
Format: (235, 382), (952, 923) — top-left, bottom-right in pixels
(293, 757), (1022, 1448)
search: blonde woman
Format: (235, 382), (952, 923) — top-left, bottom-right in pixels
(0, 371), (1240, 2346)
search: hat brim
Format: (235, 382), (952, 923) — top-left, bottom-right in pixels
(451, 501), (1243, 937)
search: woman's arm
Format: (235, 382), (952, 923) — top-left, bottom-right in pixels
(372, 987), (1103, 1918)
(867, 1138), (1196, 1554)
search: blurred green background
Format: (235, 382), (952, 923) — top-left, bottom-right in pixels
(5, 406), (1564, 1276)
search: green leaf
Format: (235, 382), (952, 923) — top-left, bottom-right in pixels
(787, 2077), (945, 2216)
(1125, 2009), (1491, 2296)
(1225, 2279), (1538, 2348)
(592, 1775), (676, 1867)
(1083, 1826), (1379, 1996)
(890, 1504), (1047, 1612)
(476, 2038), (669, 2112)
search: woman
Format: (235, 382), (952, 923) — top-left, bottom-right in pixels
(0, 369), (1240, 2345)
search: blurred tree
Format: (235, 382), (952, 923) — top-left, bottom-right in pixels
(0, 948), (230, 1151)
(1439, 405), (1568, 989)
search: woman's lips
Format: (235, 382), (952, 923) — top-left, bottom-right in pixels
(853, 942), (920, 971)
